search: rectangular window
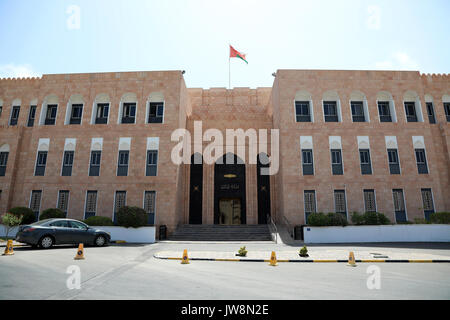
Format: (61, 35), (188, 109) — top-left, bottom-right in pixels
(304, 190), (316, 224)
(148, 102), (164, 123)
(57, 190), (70, 216)
(392, 189), (406, 222)
(415, 148), (428, 174)
(30, 190), (42, 221)
(387, 148), (400, 174)
(351, 101), (365, 122)
(421, 188), (434, 221)
(27, 105), (36, 127)
(35, 151), (47, 176)
(85, 191), (97, 219)
(144, 191), (156, 225)
(301, 149), (314, 175)
(334, 190), (347, 216)
(324, 101), (338, 122)
(45, 105), (57, 125)
(331, 149), (343, 175)
(0, 106), (2, 118)
(378, 101), (392, 122)
(95, 103), (109, 124)
(122, 103), (136, 124)
(444, 103), (450, 122)
(62, 151), (74, 176)
(10, 106), (20, 126)
(295, 101), (311, 122)
(404, 102), (417, 122)
(0, 152), (9, 176)
(146, 150), (158, 176)
(117, 151), (129, 176)
(89, 151), (101, 176)
(114, 191), (126, 223)
(363, 189), (377, 213)
(359, 149), (372, 175)
(426, 103), (436, 124)
(69, 104), (83, 124)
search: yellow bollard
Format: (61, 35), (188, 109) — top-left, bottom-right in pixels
(181, 249), (190, 264)
(2, 240), (14, 256)
(74, 243), (85, 260)
(269, 251), (278, 266)
(347, 251), (357, 267)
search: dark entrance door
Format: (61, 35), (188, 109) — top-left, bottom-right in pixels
(257, 153), (271, 224)
(214, 153), (246, 225)
(189, 153), (203, 224)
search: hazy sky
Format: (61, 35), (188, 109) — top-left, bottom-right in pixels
(0, 0), (449, 88)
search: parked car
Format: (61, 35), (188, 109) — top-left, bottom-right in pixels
(15, 218), (111, 249)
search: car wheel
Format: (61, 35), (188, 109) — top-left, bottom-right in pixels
(95, 235), (106, 247)
(39, 236), (54, 249)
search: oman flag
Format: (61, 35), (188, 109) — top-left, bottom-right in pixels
(229, 45), (248, 64)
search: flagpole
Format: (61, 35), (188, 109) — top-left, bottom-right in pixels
(228, 56), (231, 90)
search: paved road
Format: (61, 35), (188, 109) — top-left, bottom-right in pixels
(1, 242), (449, 299)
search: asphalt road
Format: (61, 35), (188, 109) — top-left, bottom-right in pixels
(1, 242), (449, 300)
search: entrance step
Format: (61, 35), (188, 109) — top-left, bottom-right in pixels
(168, 224), (273, 241)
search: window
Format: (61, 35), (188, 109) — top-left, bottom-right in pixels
(331, 149), (343, 175)
(62, 151), (74, 176)
(45, 105), (57, 125)
(426, 103), (436, 124)
(0, 106), (2, 117)
(122, 103), (136, 124)
(415, 149), (428, 174)
(351, 101), (365, 122)
(323, 101), (338, 122)
(0, 152), (8, 176)
(27, 105), (36, 127)
(89, 151), (101, 176)
(392, 189), (406, 222)
(49, 220), (70, 228)
(148, 102), (164, 123)
(69, 104), (83, 124)
(359, 149), (372, 175)
(295, 101), (311, 122)
(57, 190), (69, 216)
(146, 150), (158, 176)
(444, 103), (450, 122)
(95, 103), (109, 124)
(378, 101), (392, 122)
(421, 188), (434, 221)
(387, 148), (400, 174)
(85, 191), (97, 219)
(363, 189), (377, 213)
(334, 190), (347, 216)
(404, 102), (417, 122)
(304, 190), (316, 223)
(301, 149), (314, 175)
(35, 151), (47, 176)
(30, 190), (42, 221)
(10, 106), (20, 126)
(114, 191), (126, 223)
(117, 151), (129, 176)
(144, 191), (156, 225)
(70, 220), (88, 230)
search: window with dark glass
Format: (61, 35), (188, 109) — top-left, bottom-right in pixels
(444, 103), (450, 122)
(45, 105), (57, 125)
(302, 149), (314, 175)
(404, 102), (417, 122)
(421, 188), (434, 221)
(57, 190), (69, 216)
(69, 104), (83, 124)
(95, 103), (109, 124)
(62, 151), (74, 176)
(295, 101), (311, 122)
(30, 190), (42, 221)
(148, 102), (164, 123)
(425, 102), (436, 124)
(387, 148), (400, 174)
(146, 150), (158, 176)
(144, 191), (156, 225)
(0, 106), (2, 117)
(117, 151), (129, 176)
(121, 103), (136, 124)
(334, 190), (347, 216)
(89, 151), (101, 176)
(114, 191), (126, 223)
(359, 149), (372, 174)
(304, 190), (316, 224)
(324, 101), (338, 122)
(393, 189), (406, 222)
(27, 105), (36, 127)
(35, 151), (47, 176)
(85, 191), (97, 219)
(378, 101), (392, 122)
(364, 189), (377, 213)
(351, 101), (365, 122)
(0, 152), (8, 176)
(415, 148), (428, 174)
(331, 149), (343, 175)
(10, 106), (20, 126)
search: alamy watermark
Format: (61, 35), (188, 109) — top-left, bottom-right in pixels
(66, 5), (81, 30)
(366, 265), (381, 290)
(66, 265), (81, 290)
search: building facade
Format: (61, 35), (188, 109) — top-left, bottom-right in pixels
(0, 70), (449, 234)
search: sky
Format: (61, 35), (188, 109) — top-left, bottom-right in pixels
(0, 0), (449, 88)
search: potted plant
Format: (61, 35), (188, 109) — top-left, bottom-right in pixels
(299, 246), (309, 257)
(236, 246), (248, 257)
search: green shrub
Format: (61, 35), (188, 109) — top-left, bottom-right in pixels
(2, 213), (23, 239)
(350, 212), (365, 225)
(307, 212), (347, 226)
(237, 246), (247, 257)
(84, 216), (114, 226)
(351, 212), (390, 225)
(429, 212), (450, 224)
(39, 208), (65, 220)
(326, 212), (348, 226)
(9, 207), (36, 224)
(116, 206), (148, 228)
(413, 218), (429, 224)
(299, 246), (309, 257)
(307, 212), (328, 226)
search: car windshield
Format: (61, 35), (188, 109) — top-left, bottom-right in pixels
(30, 219), (53, 226)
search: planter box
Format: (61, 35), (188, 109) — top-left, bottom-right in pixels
(0, 225), (19, 238)
(303, 224), (450, 244)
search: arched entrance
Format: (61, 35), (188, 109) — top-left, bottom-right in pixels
(257, 153), (271, 224)
(189, 153), (203, 224)
(214, 153), (246, 225)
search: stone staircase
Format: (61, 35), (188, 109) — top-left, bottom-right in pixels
(168, 224), (273, 241)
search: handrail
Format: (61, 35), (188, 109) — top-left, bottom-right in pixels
(267, 214), (278, 243)
(282, 215), (294, 238)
